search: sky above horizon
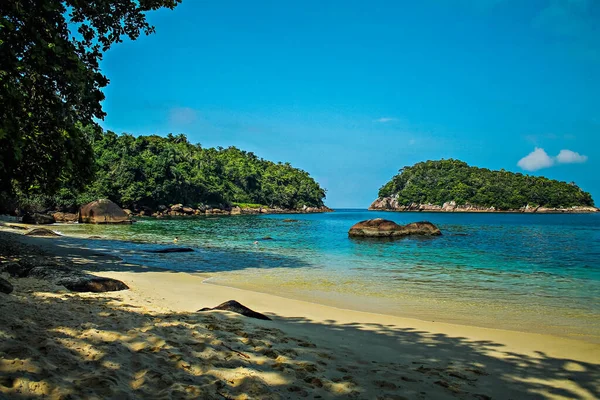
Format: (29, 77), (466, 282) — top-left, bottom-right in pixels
(98, 0), (599, 208)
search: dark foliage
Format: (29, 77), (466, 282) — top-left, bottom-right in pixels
(0, 0), (180, 194)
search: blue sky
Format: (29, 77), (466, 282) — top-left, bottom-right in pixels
(98, 0), (599, 208)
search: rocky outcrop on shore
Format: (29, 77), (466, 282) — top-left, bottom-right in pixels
(1, 258), (128, 293)
(369, 197), (599, 213)
(79, 199), (130, 224)
(349, 219), (441, 238)
(7, 201), (332, 224)
(128, 203), (333, 218)
(52, 212), (78, 223)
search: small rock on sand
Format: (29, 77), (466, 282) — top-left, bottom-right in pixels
(198, 300), (272, 320)
(0, 261), (32, 277)
(0, 277), (13, 294)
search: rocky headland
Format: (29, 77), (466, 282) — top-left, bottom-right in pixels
(8, 200), (333, 225)
(369, 197), (599, 214)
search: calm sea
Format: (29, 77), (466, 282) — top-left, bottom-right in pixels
(55, 210), (600, 342)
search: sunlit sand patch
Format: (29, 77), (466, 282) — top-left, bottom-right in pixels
(54, 336), (105, 361)
(0, 358), (41, 374)
(512, 377), (596, 400)
(563, 361), (587, 372)
(8, 377), (55, 397)
(101, 360), (121, 370)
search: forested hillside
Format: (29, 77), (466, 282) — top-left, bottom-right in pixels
(11, 131), (326, 212)
(378, 159), (594, 209)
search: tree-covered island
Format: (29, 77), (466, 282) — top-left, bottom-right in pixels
(371, 159), (596, 212)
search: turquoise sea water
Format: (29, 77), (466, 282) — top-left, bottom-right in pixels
(55, 210), (600, 342)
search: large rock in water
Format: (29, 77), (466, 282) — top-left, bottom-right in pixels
(348, 219), (441, 238)
(79, 199), (129, 224)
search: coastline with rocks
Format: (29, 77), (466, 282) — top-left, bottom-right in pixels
(5, 200), (334, 226)
(369, 197), (599, 214)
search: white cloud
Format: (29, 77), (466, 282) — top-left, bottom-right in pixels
(518, 148), (555, 171)
(518, 147), (588, 171)
(556, 149), (588, 164)
(375, 117), (397, 123)
(169, 107), (197, 125)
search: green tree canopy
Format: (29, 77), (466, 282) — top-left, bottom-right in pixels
(378, 159), (594, 209)
(0, 0), (180, 194)
(59, 131), (327, 210)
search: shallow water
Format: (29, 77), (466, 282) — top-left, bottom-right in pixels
(55, 210), (600, 342)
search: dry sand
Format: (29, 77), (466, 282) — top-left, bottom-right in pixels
(1, 226), (599, 399)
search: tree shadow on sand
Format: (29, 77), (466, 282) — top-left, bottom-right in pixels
(1, 279), (598, 400)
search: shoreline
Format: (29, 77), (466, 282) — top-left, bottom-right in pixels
(2, 226), (599, 346)
(200, 276), (596, 346)
(1, 228), (599, 398)
(3, 222), (599, 344)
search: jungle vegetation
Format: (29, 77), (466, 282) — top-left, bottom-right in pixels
(12, 131), (326, 212)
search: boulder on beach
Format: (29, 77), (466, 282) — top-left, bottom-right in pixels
(198, 300), (271, 320)
(0, 261), (33, 277)
(52, 212), (78, 223)
(79, 199), (129, 224)
(22, 213), (55, 225)
(170, 204), (184, 212)
(60, 276), (129, 292)
(27, 264), (129, 292)
(25, 228), (61, 237)
(348, 218), (441, 238)
(0, 277), (13, 294)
